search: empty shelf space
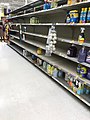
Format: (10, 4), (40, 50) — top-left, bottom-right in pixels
(22, 39), (46, 49)
(22, 32), (47, 39)
(58, 38), (90, 48)
(10, 29), (19, 32)
(10, 39), (90, 86)
(10, 34), (20, 40)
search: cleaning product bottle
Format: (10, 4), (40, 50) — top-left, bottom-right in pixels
(87, 7), (90, 23)
(50, 66), (54, 75)
(47, 64), (51, 74)
(67, 44), (77, 57)
(43, 61), (47, 70)
(52, 68), (58, 78)
(79, 8), (85, 23)
(82, 8), (87, 23)
(77, 82), (81, 95)
(77, 64), (82, 74)
(78, 27), (85, 44)
(79, 66), (87, 78)
(78, 46), (87, 62)
(87, 69), (90, 80)
(86, 50), (90, 63)
(66, 12), (70, 23)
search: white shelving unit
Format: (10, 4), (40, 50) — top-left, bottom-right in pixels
(8, 1), (90, 107)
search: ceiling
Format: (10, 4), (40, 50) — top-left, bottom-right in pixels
(0, 0), (36, 10)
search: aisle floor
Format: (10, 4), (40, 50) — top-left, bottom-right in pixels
(0, 42), (90, 120)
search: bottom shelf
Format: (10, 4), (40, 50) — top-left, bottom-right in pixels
(8, 44), (90, 107)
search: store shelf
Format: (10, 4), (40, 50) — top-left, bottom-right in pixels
(22, 31), (48, 39)
(10, 29), (19, 33)
(10, 23), (90, 26)
(10, 39), (90, 86)
(22, 39), (45, 49)
(58, 38), (90, 48)
(21, 39), (90, 68)
(7, 1), (90, 19)
(7, 0), (44, 15)
(8, 43), (90, 106)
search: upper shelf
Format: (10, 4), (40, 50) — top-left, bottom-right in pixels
(10, 23), (90, 27)
(7, 0), (44, 15)
(8, 1), (90, 19)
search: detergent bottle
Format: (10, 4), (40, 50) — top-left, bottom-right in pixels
(87, 7), (90, 23)
(50, 66), (54, 75)
(79, 66), (87, 78)
(78, 46), (87, 62)
(47, 64), (51, 74)
(52, 68), (58, 78)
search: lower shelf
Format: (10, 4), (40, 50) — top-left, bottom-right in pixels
(8, 44), (90, 107)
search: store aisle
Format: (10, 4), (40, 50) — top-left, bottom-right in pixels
(0, 42), (90, 120)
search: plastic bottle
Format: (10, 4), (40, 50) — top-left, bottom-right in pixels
(79, 8), (85, 23)
(78, 46), (87, 62)
(78, 27), (85, 44)
(82, 8), (87, 23)
(52, 68), (58, 78)
(77, 64), (82, 74)
(87, 7), (90, 23)
(47, 64), (51, 74)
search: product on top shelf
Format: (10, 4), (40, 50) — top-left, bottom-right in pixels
(86, 50), (90, 63)
(37, 48), (43, 55)
(78, 27), (85, 44)
(66, 12), (70, 23)
(79, 8), (87, 23)
(87, 7), (90, 23)
(70, 10), (79, 23)
(51, 0), (58, 8)
(67, 44), (77, 57)
(43, 0), (51, 10)
(78, 46), (87, 62)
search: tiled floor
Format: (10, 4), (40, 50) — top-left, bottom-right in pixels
(0, 42), (90, 120)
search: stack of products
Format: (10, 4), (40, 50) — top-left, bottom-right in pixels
(45, 25), (57, 56)
(77, 64), (90, 79)
(66, 7), (90, 23)
(68, 0), (88, 5)
(30, 17), (39, 24)
(79, 8), (87, 23)
(65, 73), (90, 95)
(43, 0), (51, 10)
(66, 10), (79, 23)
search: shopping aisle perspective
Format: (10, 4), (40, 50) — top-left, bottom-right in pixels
(0, 42), (90, 120)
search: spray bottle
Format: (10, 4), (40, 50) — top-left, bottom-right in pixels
(78, 27), (85, 44)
